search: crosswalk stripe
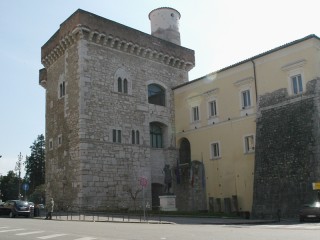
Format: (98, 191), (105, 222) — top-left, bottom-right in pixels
(0, 227), (9, 229)
(37, 234), (68, 239)
(16, 231), (45, 236)
(304, 226), (320, 229)
(73, 237), (97, 240)
(0, 228), (25, 233)
(234, 224), (320, 230)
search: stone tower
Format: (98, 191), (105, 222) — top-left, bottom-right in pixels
(149, 7), (181, 45)
(39, 8), (194, 210)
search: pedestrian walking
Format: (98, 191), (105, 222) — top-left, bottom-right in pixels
(45, 198), (54, 220)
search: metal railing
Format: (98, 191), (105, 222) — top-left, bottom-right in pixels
(36, 207), (163, 223)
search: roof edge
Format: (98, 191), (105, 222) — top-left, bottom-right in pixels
(173, 34), (320, 90)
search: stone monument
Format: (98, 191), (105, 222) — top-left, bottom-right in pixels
(160, 164), (177, 211)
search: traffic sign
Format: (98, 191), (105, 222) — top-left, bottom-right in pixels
(312, 182), (320, 190)
(22, 183), (29, 191)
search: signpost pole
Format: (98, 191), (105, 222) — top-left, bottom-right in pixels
(139, 177), (148, 222)
(143, 186), (145, 221)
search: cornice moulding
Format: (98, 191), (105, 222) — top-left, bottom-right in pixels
(42, 25), (194, 71)
(233, 77), (254, 87)
(281, 59), (307, 72)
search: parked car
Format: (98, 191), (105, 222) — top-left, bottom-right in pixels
(299, 201), (320, 222)
(0, 200), (32, 218)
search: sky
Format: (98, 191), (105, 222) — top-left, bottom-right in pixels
(1, 0), (319, 176)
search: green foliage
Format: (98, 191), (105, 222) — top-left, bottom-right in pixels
(24, 134), (45, 194)
(0, 171), (19, 201)
(28, 184), (46, 203)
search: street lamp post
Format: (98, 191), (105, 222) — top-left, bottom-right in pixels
(15, 152), (22, 200)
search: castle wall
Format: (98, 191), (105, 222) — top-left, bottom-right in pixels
(45, 43), (82, 209)
(252, 79), (320, 218)
(42, 6), (195, 210)
(74, 36), (185, 209)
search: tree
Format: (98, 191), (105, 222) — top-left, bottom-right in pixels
(24, 134), (45, 194)
(28, 184), (46, 204)
(0, 171), (19, 201)
(126, 187), (142, 211)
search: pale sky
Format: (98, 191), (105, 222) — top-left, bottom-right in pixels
(1, 0), (319, 176)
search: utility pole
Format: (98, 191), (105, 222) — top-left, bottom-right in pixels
(15, 152), (22, 200)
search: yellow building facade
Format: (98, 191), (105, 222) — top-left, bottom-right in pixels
(174, 35), (320, 215)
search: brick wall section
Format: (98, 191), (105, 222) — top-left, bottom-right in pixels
(252, 79), (320, 218)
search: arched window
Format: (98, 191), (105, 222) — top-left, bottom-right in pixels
(114, 68), (131, 94)
(148, 84), (165, 106)
(117, 77), (122, 92)
(150, 123), (163, 148)
(124, 79), (128, 93)
(179, 138), (191, 164)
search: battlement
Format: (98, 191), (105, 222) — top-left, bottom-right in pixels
(41, 9), (194, 70)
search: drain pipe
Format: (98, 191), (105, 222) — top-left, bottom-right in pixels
(251, 59), (258, 101)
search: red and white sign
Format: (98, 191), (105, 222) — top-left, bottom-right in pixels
(139, 177), (148, 187)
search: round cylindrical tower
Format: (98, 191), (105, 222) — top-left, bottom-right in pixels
(149, 7), (181, 45)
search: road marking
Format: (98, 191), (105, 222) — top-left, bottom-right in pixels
(0, 227), (9, 229)
(230, 224), (320, 230)
(73, 237), (97, 240)
(286, 225), (302, 228)
(37, 233), (68, 239)
(16, 231), (45, 235)
(0, 228), (25, 233)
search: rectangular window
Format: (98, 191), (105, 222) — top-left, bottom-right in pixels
(242, 90), (251, 108)
(113, 129), (117, 142)
(244, 135), (255, 153)
(131, 130), (135, 144)
(209, 100), (217, 117)
(58, 134), (62, 146)
(136, 130), (140, 144)
(192, 106), (199, 121)
(211, 142), (220, 159)
(132, 130), (140, 144)
(59, 81), (66, 98)
(291, 74), (303, 94)
(49, 139), (53, 150)
(112, 129), (121, 143)
(117, 130), (121, 143)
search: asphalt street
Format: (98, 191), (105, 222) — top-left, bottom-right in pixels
(1, 215), (320, 240)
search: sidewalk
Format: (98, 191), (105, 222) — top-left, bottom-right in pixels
(36, 212), (281, 225)
(153, 216), (280, 225)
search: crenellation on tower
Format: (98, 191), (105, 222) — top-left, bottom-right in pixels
(41, 9), (194, 70)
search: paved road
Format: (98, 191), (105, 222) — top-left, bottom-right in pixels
(1, 216), (320, 240)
